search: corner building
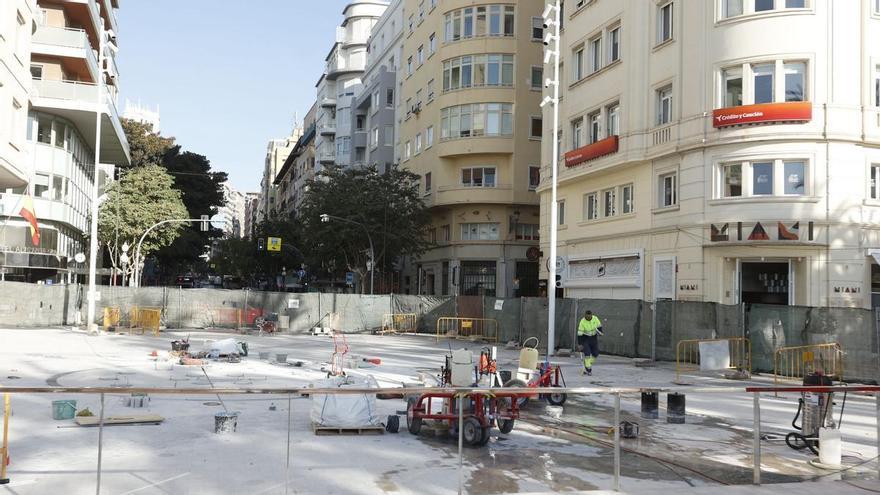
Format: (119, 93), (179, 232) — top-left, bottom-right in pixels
(400, 0), (545, 297)
(541, 0), (880, 309)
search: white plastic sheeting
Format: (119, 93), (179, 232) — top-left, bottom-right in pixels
(309, 375), (381, 428)
(698, 340), (731, 371)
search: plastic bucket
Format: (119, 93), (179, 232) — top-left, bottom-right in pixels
(214, 412), (238, 434)
(52, 400), (77, 420)
(276, 353), (288, 364)
(238, 342), (248, 357)
(258, 351), (270, 360)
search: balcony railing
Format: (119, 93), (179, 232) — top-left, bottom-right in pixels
(33, 26), (88, 49)
(318, 124), (337, 136)
(31, 78), (99, 102)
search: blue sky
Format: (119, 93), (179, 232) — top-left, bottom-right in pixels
(118, 0), (350, 192)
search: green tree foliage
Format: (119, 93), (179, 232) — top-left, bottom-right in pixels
(154, 147), (228, 276)
(211, 238), (258, 280)
(121, 119), (174, 169)
(299, 166), (431, 288)
(97, 164), (188, 278)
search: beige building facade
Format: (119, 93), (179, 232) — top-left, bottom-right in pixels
(541, 0), (880, 309)
(400, 0), (546, 297)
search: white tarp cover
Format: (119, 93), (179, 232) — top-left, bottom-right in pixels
(204, 338), (243, 357)
(310, 376), (381, 427)
(698, 341), (731, 371)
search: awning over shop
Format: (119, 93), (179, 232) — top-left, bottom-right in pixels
(868, 249), (880, 266)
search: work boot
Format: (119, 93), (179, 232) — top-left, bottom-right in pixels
(586, 368), (592, 376)
(582, 367), (587, 375)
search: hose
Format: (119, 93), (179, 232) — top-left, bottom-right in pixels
(791, 398), (803, 430)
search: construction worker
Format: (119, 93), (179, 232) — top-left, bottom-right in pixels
(577, 310), (603, 375)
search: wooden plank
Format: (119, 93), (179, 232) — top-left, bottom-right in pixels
(75, 414), (165, 427)
(311, 424), (384, 436)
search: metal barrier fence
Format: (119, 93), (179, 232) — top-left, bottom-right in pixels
(1, 393), (8, 484)
(774, 343), (844, 388)
(675, 337), (751, 382)
(129, 306), (162, 336)
(0, 384), (877, 493)
(380, 313), (418, 334)
(435, 317), (499, 343)
(102, 307), (120, 331)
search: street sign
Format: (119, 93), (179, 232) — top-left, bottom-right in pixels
(200, 215), (210, 232)
(345, 272), (354, 285)
(288, 299), (300, 309)
(267, 237), (282, 252)
(74, 253), (86, 264)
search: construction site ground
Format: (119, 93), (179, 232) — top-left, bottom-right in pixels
(0, 327), (877, 495)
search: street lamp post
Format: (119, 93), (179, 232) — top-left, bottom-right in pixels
(320, 214), (375, 295)
(85, 19), (118, 332)
(541, 2), (562, 357)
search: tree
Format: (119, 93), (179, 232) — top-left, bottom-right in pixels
(154, 147), (228, 277)
(121, 119), (174, 169)
(98, 164), (188, 282)
(212, 238), (259, 281)
(299, 166), (431, 292)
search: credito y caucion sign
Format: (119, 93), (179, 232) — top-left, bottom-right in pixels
(712, 101), (812, 128)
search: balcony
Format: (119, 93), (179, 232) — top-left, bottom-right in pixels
(318, 151), (336, 164)
(435, 136), (515, 158)
(30, 78), (130, 166)
(32, 26), (100, 83)
(319, 124), (337, 136)
(433, 184), (515, 206)
(320, 97), (337, 108)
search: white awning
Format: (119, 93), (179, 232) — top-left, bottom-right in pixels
(869, 249), (880, 266)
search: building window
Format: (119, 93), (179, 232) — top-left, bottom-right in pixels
(571, 118), (584, 149)
(462, 167), (496, 187)
(34, 173), (50, 198)
(622, 184), (634, 213)
(415, 133), (423, 154)
(444, 5), (514, 42)
(585, 192), (599, 220)
(372, 90), (380, 108)
(753, 63), (774, 104)
(573, 46), (585, 81)
(426, 126), (434, 147)
(752, 161), (773, 195)
(371, 127), (379, 148)
(427, 79), (435, 102)
(461, 223), (500, 240)
(407, 57), (413, 76)
(721, 163), (743, 197)
(607, 103), (620, 137)
(657, 85), (673, 125)
(532, 17), (544, 40)
(409, 14), (414, 32)
(603, 189), (617, 217)
(589, 112), (601, 143)
(589, 36), (602, 73)
(418, 45), (425, 65)
(784, 161), (805, 195)
(871, 164), (880, 200)
(440, 103), (514, 139)
(723, 68), (743, 107)
(723, 0), (744, 17)
(515, 224), (540, 241)
(14, 12), (26, 61)
(531, 66), (543, 90)
(442, 224), (450, 242)
(659, 172), (677, 207)
(442, 54), (514, 91)
(405, 141), (411, 160)
(658, 2), (674, 44)
(425, 172), (432, 192)
(784, 62), (805, 102)
(530, 117), (543, 139)
(609, 26), (621, 63)
(416, 89), (423, 106)
(558, 200), (566, 225)
(384, 125), (394, 146)
(386, 88), (395, 108)
(429, 33), (436, 54)
(30, 65), (43, 79)
(875, 65), (880, 107)
(755, 0), (774, 11)
(529, 166), (540, 190)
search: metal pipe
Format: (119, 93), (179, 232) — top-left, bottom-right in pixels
(753, 392), (761, 485)
(458, 396), (464, 495)
(96, 392), (105, 494)
(613, 393), (621, 491)
(876, 392), (880, 481)
(286, 393), (292, 495)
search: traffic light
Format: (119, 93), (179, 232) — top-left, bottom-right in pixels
(257, 238), (266, 251)
(555, 273), (563, 288)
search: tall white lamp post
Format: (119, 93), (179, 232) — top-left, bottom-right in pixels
(541, 2), (561, 357)
(85, 19), (118, 332)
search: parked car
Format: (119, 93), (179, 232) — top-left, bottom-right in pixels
(176, 275), (195, 288)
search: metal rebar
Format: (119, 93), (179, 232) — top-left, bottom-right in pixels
(613, 393), (620, 491)
(96, 392), (105, 494)
(753, 392), (761, 485)
(286, 393), (292, 495)
(201, 367), (228, 413)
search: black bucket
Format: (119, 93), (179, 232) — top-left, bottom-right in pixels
(238, 342), (248, 357)
(667, 393), (686, 424)
(641, 392), (659, 419)
(171, 341), (190, 352)
(499, 370), (512, 383)
(214, 412), (238, 434)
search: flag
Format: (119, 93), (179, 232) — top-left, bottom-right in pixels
(19, 194), (40, 246)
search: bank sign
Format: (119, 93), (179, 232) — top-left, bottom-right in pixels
(712, 101), (812, 128)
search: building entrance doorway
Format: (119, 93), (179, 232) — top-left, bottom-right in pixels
(739, 261), (791, 305)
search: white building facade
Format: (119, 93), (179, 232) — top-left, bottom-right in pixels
(541, 0), (880, 309)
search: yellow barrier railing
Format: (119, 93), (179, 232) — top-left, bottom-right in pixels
(1, 393), (9, 483)
(774, 343), (843, 388)
(436, 317), (499, 343)
(103, 307), (120, 331)
(675, 337), (751, 381)
(380, 313), (418, 335)
(129, 306), (162, 336)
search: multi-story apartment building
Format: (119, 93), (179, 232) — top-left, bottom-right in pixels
(275, 103), (316, 218)
(314, 1), (389, 171)
(0, 0), (129, 283)
(257, 127), (301, 223)
(542, 0), (880, 310)
(243, 192), (259, 239)
(122, 99), (160, 132)
(218, 183), (246, 238)
(351, 0), (404, 172)
(399, 0), (545, 297)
